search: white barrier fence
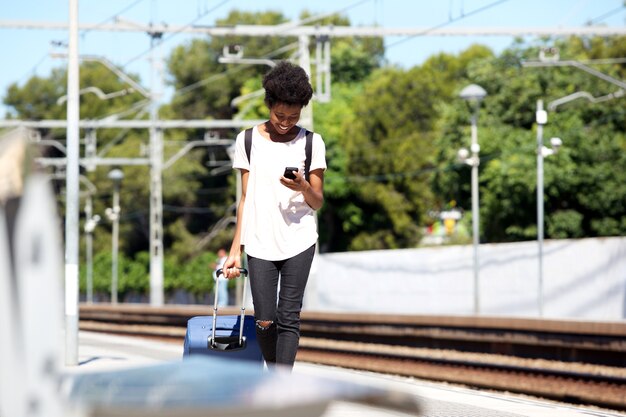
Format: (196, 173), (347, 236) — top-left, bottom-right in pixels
(305, 237), (626, 320)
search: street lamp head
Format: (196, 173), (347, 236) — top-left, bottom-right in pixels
(107, 168), (124, 183)
(459, 84), (487, 103)
(550, 137), (562, 150)
(457, 148), (470, 162)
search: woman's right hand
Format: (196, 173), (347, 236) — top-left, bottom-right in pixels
(222, 254), (242, 279)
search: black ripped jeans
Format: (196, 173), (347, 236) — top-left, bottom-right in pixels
(247, 244), (316, 369)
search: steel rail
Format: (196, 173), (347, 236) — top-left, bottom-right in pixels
(78, 305), (626, 411)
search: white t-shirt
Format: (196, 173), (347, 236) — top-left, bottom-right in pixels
(232, 125), (327, 261)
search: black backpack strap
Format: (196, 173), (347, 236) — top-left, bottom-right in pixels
(304, 130), (313, 182)
(244, 128), (253, 164)
(246, 127), (312, 179)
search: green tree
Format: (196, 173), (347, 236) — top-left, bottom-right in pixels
(313, 82), (363, 250)
(433, 35), (626, 242)
(334, 66), (444, 250)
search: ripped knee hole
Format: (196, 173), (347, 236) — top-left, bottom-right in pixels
(255, 320), (274, 330)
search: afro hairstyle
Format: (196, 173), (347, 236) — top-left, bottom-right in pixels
(262, 61), (313, 109)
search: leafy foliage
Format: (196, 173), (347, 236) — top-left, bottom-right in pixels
(79, 250), (218, 300)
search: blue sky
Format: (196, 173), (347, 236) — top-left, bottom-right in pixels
(1, 0), (624, 116)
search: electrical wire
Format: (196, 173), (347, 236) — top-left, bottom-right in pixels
(557, 0), (587, 27)
(81, 0), (147, 38)
(17, 53), (50, 84)
(587, 5), (625, 25)
(327, 153), (500, 185)
(163, 204), (217, 214)
(172, 41), (299, 98)
(97, 104), (151, 157)
(123, 0), (231, 67)
(274, 0), (371, 33)
(385, 0), (512, 49)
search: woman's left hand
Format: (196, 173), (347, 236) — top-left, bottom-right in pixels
(280, 170), (309, 193)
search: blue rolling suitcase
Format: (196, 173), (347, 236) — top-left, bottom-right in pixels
(183, 268), (263, 365)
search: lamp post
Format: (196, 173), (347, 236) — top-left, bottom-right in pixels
(535, 100), (547, 317)
(524, 52), (623, 317)
(536, 99), (564, 317)
(106, 168), (124, 304)
(459, 83), (487, 314)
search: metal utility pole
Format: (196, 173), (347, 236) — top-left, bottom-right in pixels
(64, 0), (79, 367)
(535, 99), (547, 317)
(315, 35), (331, 103)
(534, 104), (560, 319)
(148, 31), (164, 306)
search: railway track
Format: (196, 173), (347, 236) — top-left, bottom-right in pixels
(79, 304), (626, 411)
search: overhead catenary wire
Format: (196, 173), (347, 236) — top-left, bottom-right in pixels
(385, 0), (512, 49)
(17, 53), (50, 84)
(172, 42), (299, 98)
(328, 153), (501, 185)
(81, 0), (147, 38)
(97, 105), (151, 157)
(587, 5), (625, 25)
(558, 0), (588, 27)
(273, 0), (371, 33)
(123, 0), (231, 67)
(97, 98), (151, 123)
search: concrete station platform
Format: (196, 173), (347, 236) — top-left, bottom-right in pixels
(66, 331), (626, 417)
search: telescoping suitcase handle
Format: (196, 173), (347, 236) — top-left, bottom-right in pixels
(212, 268), (248, 349)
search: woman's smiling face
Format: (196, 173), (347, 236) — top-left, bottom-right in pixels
(268, 102), (302, 135)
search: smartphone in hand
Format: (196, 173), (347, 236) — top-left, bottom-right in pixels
(283, 167), (298, 180)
